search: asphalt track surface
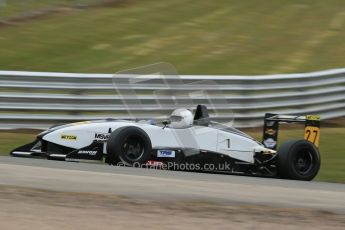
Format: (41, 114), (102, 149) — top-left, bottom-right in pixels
(0, 156), (344, 213)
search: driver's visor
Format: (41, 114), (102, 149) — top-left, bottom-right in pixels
(170, 115), (183, 122)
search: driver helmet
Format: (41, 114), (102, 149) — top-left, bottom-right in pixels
(170, 108), (193, 128)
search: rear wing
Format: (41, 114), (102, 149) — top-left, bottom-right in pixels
(262, 113), (320, 150)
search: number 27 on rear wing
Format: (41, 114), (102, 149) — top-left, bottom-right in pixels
(262, 113), (320, 150)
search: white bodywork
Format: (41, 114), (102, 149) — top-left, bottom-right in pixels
(42, 120), (269, 163)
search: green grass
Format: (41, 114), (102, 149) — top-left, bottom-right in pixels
(0, 0), (61, 18)
(1, 0), (345, 74)
(0, 132), (37, 155)
(0, 127), (344, 183)
(0, 0), (108, 19)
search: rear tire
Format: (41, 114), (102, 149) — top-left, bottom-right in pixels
(106, 126), (152, 166)
(277, 140), (320, 181)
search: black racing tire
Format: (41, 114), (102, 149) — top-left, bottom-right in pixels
(277, 139), (320, 181)
(106, 126), (152, 166)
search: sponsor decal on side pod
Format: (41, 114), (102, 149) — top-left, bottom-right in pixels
(157, 150), (176, 158)
(77, 150), (98, 156)
(94, 133), (111, 142)
(61, 134), (77, 140)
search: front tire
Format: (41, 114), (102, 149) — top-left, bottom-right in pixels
(106, 126), (152, 166)
(277, 139), (320, 181)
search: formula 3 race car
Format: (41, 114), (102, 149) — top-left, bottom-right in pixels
(10, 105), (321, 181)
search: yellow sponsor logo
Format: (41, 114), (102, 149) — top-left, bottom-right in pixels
(265, 128), (276, 136)
(71, 121), (91, 126)
(304, 126), (320, 147)
(306, 115), (320, 121)
(61, 134), (77, 140)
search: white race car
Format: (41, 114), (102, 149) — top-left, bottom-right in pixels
(10, 105), (321, 180)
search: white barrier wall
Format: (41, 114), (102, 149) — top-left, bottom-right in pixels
(0, 68), (344, 129)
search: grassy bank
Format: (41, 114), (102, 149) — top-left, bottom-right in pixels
(1, 0), (345, 74)
(0, 127), (344, 183)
